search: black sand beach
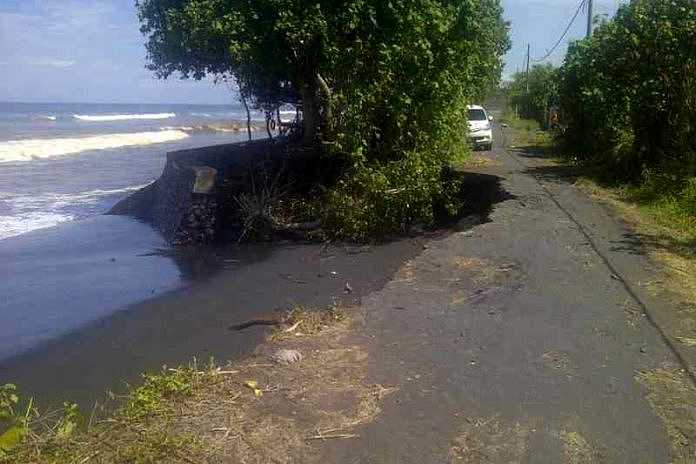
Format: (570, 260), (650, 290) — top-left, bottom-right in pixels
(0, 215), (422, 409)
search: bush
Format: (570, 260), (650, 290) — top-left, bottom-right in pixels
(322, 150), (461, 241)
(507, 64), (559, 127)
(558, 0), (696, 180)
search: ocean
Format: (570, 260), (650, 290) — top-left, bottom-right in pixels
(0, 101), (265, 241)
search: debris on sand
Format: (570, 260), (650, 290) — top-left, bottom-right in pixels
(244, 380), (263, 397)
(271, 349), (303, 365)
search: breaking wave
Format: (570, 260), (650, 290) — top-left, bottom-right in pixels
(0, 184), (150, 240)
(0, 130), (190, 163)
(4, 184), (151, 209)
(73, 113), (176, 122)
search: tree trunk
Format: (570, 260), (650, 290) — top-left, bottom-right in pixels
(300, 82), (319, 146)
(265, 111), (273, 140)
(276, 108), (282, 135)
(317, 73), (333, 138)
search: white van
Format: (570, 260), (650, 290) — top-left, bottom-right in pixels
(467, 105), (493, 151)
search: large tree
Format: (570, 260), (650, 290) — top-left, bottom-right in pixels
(137, 0), (510, 238)
(137, 0), (508, 147)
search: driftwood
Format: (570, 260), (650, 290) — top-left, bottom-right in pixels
(229, 319), (283, 331)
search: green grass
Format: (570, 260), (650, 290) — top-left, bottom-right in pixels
(0, 366), (211, 464)
(619, 177), (696, 249)
(573, 164), (696, 259)
(499, 113), (553, 155)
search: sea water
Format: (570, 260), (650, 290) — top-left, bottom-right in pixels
(0, 101), (264, 240)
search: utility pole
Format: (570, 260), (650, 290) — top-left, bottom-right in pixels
(525, 43), (530, 94)
(586, 0), (594, 38)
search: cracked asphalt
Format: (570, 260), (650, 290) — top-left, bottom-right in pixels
(320, 126), (693, 463)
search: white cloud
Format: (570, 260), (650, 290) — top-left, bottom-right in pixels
(29, 58), (76, 68)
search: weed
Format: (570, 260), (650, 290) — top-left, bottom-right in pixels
(123, 367), (202, 420)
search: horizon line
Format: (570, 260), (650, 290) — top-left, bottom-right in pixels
(0, 99), (240, 106)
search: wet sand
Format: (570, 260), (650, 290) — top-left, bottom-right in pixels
(0, 216), (422, 409)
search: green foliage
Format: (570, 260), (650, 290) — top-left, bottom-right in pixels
(0, 384), (31, 455)
(323, 150), (462, 240)
(0, 385), (18, 422)
(507, 64), (559, 127)
(558, 0), (696, 180)
(0, 368), (207, 464)
(124, 367), (199, 420)
(137, 0), (510, 239)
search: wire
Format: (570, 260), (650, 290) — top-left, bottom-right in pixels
(532, 0), (587, 63)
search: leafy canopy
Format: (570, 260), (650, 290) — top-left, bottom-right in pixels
(558, 0), (696, 178)
(507, 64), (559, 127)
(137, 0), (510, 239)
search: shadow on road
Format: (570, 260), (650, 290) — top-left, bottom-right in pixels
(450, 171), (517, 229)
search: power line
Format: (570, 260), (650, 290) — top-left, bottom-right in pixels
(532, 0), (587, 63)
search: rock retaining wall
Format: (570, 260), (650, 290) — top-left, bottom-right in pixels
(108, 138), (287, 245)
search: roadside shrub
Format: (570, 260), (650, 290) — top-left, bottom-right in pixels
(323, 150), (461, 240)
(320, 0), (508, 239)
(680, 178), (696, 217)
(558, 0), (696, 179)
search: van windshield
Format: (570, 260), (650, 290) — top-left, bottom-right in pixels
(467, 109), (487, 121)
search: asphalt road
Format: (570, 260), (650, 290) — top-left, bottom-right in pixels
(320, 126), (692, 463)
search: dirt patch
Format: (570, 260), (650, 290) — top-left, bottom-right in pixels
(453, 257), (489, 272)
(452, 256), (524, 287)
(458, 155), (501, 169)
(168, 308), (397, 464)
(637, 367), (696, 461)
(450, 416), (532, 463)
(558, 416), (606, 464)
(393, 260), (417, 284)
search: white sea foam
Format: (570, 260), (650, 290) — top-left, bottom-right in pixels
(0, 212), (74, 240)
(5, 184), (151, 209)
(39, 115), (57, 121)
(73, 113), (176, 122)
(0, 184), (150, 240)
(0, 130), (189, 163)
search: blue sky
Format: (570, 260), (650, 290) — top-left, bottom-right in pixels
(0, 0), (626, 104)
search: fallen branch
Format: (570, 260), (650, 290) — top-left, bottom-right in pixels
(284, 321), (302, 333)
(229, 319), (283, 331)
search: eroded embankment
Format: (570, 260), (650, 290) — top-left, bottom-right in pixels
(108, 138), (290, 244)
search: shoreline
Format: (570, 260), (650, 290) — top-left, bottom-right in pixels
(0, 215), (424, 410)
